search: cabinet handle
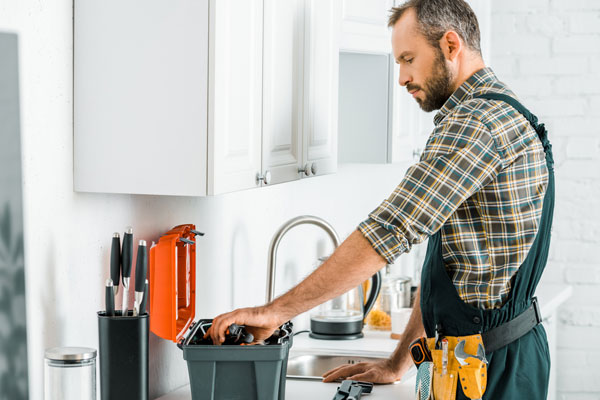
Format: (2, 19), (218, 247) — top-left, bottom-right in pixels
(298, 163), (317, 177)
(413, 148), (423, 160)
(298, 164), (311, 176)
(256, 170), (272, 185)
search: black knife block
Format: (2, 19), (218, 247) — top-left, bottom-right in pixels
(98, 311), (148, 400)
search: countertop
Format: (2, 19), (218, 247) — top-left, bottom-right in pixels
(155, 284), (571, 400)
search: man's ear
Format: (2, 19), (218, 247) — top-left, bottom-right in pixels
(440, 31), (462, 61)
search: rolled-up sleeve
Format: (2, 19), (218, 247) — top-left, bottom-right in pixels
(358, 114), (503, 264)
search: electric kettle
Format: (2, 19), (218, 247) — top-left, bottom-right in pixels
(309, 257), (382, 340)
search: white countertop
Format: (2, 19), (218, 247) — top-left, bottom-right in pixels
(155, 284), (572, 400)
(158, 377), (415, 400)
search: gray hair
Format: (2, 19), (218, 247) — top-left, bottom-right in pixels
(388, 0), (482, 55)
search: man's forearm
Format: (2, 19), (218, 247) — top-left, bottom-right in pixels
(389, 286), (425, 373)
(268, 230), (387, 322)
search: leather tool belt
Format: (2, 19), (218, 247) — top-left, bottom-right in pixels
(481, 297), (543, 353)
(412, 298), (543, 400)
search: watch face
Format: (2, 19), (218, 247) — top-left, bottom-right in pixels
(0, 32), (28, 400)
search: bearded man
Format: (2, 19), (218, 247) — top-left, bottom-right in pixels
(207, 0), (554, 398)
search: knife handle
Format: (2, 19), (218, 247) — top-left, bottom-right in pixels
(135, 240), (147, 292)
(139, 279), (149, 316)
(121, 227), (134, 281)
(105, 279), (115, 317)
(110, 233), (121, 293)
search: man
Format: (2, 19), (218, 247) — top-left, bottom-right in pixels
(207, 0), (554, 398)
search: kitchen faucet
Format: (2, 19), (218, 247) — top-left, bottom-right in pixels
(266, 215), (341, 303)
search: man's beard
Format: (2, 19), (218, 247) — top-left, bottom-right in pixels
(408, 50), (455, 112)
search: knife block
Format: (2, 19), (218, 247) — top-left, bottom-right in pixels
(98, 311), (148, 400)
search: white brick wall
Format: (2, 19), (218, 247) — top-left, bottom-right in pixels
(490, 0), (600, 398)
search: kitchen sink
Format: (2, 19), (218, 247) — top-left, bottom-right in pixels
(286, 351), (395, 381)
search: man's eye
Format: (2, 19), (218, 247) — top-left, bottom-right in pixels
(406, 58), (413, 64)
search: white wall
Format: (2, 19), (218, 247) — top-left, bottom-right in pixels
(0, 2), (420, 399)
(489, 0), (600, 398)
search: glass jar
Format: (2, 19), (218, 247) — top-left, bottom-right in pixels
(44, 347), (97, 400)
(366, 275), (411, 331)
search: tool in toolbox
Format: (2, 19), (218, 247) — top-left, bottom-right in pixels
(224, 323), (254, 345)
(332, 380), (373, 400)
(409, 337), (432, 368)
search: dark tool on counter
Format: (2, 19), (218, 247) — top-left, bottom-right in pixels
(105, 278), (115, 316)
(133, 240), (147, 316)
(409, 337), (432, 368)
(224, 324), (254, 345)
(139, 279), (148, 316)
(332, 380), (373, 400)
(121, 227), (133, 316)
(110, 232), (121, 297)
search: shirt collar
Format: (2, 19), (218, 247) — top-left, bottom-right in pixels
(434, 67), (498, 125)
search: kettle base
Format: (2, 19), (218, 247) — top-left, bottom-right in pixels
(309, 318), (365, 340)
(308, 331), (364, 340)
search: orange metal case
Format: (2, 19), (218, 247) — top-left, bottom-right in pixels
(149, 224), (196, 343)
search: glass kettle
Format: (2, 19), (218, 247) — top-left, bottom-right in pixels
(309, 257), (382, 340)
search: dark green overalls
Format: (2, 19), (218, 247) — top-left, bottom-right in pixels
(420, 93), (555, 400)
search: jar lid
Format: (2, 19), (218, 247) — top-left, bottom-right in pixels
(45, 347), (97, 361)
(384, 276), (411, 289)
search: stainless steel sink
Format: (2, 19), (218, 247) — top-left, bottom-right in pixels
(286, 351), (389, 381)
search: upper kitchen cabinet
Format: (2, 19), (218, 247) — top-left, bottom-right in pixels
(74, 0), (210, 196)
(302, 0), (342, 178)
(337, 0), (492, 165)
(339, 0), (394, 54)
(209, 0), (263, 195)
(74, 0), (342, 196)
(261, 0), (304, 186)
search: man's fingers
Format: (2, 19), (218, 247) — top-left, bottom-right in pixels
(206, 313), (235, 345)
(347, 371), (374, 382)
(321, 365), (346, 381)
(322, 364), (366, 383)
(322, 363), (349, 377)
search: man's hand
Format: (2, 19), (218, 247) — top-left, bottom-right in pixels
(322, 358), (405, 384)
(204, 305), (283, 345)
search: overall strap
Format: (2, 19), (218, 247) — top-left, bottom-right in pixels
(474, 93), (554, 169)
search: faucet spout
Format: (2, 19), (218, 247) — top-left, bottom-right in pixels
(266, 215), (341, 303)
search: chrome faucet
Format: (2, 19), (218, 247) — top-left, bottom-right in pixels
(266, 215), (341, 303)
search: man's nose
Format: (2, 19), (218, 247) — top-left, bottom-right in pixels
(398, 69), (411, 87)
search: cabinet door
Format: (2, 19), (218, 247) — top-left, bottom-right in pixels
(340, 0), (394, 53)
(390, 60), (433, 163)
(261, 0), (304, 186)
(208, 0), (264, 195)
(390, 0), (492, 164)
(303, 0), (342, 178)
(74, 0), (209, 196)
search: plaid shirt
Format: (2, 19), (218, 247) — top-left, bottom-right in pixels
(358, 68), (549, 309)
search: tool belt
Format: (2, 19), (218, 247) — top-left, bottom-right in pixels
(412, 297), (543, 400)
